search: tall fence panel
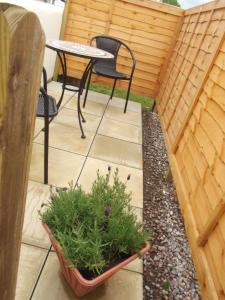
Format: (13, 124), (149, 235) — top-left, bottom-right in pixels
(57, 0), (183, 97)
(157, 2), (225, 299)
(0, 4), (44, 299)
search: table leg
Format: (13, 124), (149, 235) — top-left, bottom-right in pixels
(52, 51), (95, 139)
(77, 59), (95, 138)
(56, 51), (67, 110)
(77, 93), (86, 139)
(55, 50), (87, 138)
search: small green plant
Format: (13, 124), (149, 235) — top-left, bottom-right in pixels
(162, 280), (171, 299)
(41, 168), (150, 277)
(89, 82), (155, 110)
(162, 280), (171, 291)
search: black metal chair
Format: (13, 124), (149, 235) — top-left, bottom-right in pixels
(83, 35), (136, 113)
(36, 67), (58, 184)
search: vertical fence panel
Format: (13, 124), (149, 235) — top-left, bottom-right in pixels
(0, 5), (45, 299)
(157, 1), (225, 299)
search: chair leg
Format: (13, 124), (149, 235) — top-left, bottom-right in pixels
(110, 79), (117, 100)
(124, 79), (132, 113)
(83, 70), (92, 108)
(44, 116), (49, 184)
(78, 92), (86, 139)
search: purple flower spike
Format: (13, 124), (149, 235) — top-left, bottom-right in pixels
(104, 206), (112, 216)
(108, 165), (111, 171)
(127, 174), (131, 180)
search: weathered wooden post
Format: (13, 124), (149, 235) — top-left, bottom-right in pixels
(0, 4), (45, 300)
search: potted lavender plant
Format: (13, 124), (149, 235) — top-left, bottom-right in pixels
(41, 168), (150, 297)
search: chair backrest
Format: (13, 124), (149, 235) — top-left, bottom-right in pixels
(91, 35), (121, 69)
(42, 67), (48, 92)
(94, 36), (121, 56)
(90, 35), (136, 71)
(38, 67), (57, 118)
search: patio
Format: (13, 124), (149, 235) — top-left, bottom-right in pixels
(16, 83), (144, 300)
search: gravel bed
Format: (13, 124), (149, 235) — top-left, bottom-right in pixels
(142, 111), (201, 300)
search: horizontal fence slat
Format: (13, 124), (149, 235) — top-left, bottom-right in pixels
(58, 0), (183, 97)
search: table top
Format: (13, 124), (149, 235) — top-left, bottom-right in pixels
(46, 40), (114, 60)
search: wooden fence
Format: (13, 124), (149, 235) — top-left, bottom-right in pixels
(57, 0), (183, 97)
(157, 1), (225, 299)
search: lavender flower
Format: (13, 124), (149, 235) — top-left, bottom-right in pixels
(127, 174), (131, 180)
(104, 206), (112, 216)
(108, 165), (111, 172)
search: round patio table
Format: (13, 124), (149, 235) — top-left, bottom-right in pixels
(46, 40), (113, 138)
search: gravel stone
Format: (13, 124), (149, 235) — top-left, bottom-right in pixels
(142, 111), (201, 300)
(145, 285), (151, 292)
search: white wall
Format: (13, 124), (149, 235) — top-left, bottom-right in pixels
(179, 0), (212, 9)
(0, 0), (64, 79)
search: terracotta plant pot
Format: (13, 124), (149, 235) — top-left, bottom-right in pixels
(44, 223), (150, 297)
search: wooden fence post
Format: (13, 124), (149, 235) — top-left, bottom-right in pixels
(0, 4), (45, 300)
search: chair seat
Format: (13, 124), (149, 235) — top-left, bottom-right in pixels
(36, 94), (58, 118)
(93, 64), (128, 80)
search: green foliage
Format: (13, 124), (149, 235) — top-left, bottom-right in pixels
(89, 82), (155, 110)
(162, 0), (180, 7)
(41, 169), (150, 275)
(162, 280), (171, 291)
